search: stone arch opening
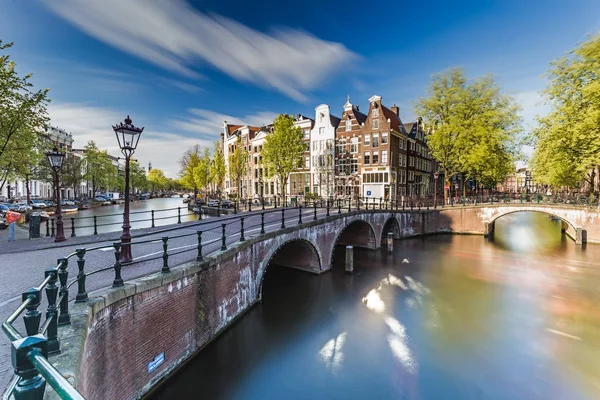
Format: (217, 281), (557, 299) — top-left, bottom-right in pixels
(336, 219), (377, 250)
(486, 210), (583, 244)
(381, 216), (400, 242)
(258, 239), (322, 300)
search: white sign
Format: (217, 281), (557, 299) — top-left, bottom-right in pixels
(148, 352), (165, 373)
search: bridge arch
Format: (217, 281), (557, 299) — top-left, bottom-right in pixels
(381, 216), (400, 241)
(257, 238), (322, 300)
(485, 208), (580, 241)
(328, 218), (378, 267)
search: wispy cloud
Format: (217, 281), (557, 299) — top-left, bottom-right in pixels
(43, 0), (358, 102)
(172, 109), (278, 136)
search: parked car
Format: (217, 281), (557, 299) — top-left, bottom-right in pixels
(207, 200), (219, 207)
(0, 204), (10, 216)
(15, 202), (32, 212)
(94, 196), (108, 202)
(221, 200), (233, 209)
(60, 200), (76, 206)
(30, 200), (47, 209)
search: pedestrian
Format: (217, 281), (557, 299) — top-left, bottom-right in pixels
(6, 211), (21, 242)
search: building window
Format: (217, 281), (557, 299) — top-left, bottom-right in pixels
(350, 137), (358, 153)
(364, 151), (370, 165)
(345, 119), (351, 131)
(350, 159), (358, 174)
(313, 141), (317, 151)
(305, 156), (310, 168)
(382, 150), (388, 164)
(372, 119), (379, 129)
(364, 134), (370, 146)
(382, 133), (388, 144)
(337, 139), (347, 155)
(319, 127), (325, 135)
(372, 108), (379, 117)
(372, 151), (379, 164)
(304, 129), (310, 139)
(326, 139), (333, 150)
(372, 134), (379, 148)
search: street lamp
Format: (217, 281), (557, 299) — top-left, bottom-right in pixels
(433, 171), (440, 209)
(113, 115), (144, 263)
(46, 147), (66, 242)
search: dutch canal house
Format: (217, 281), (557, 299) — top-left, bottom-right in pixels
(335, 95), (436, 203)
(221, 95), (437, 203)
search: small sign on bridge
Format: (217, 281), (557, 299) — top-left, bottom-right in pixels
(148, 352), (165, 373)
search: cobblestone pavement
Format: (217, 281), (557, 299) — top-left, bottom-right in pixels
(0, 206), (340, 391)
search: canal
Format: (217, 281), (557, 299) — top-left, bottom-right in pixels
(61, 197), (196, 236)
(148, 212), (600, 400)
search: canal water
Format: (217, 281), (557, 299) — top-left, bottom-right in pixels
(62, 197), (196, 236)
(148, 212), (600, 400)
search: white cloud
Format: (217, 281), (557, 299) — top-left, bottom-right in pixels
(47, 104), (279, 177)
(43, 0), (358, 102)
(172, 109), (278, 135)
(47, 103), (212, 177)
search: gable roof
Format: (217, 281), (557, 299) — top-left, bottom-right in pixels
(329, 114), (341, 129)
(353, 109), (367, 126)
(226, 124), (243, 135)
(381, 105), (405, 133)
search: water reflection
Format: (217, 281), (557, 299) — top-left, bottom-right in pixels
(149, 212), (600, 400)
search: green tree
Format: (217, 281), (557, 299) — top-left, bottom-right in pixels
(415, 68), (521, 200)
(61, 155), (85, 198)
(210, 140), (226, 197)
(148, 168), (169, 191)
(262, 114), (305, 203)
(228, 136), (248, 202)
(529, 33), (600, 199)
(82, 141), (114, 195)
(179, 145), (202, 200)
(193, 147), (212, 199)
(0, 41), (50, 192)
(130, 160), (148, 193)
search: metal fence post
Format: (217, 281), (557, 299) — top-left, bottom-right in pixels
(221, 224), (227, 251)
(248, 199), (252, 212)
(326, 200), (330, 217)
(11, 333), (48, 399)
(260, 212), (265, 234)
(112, 243), (124, 287)
(380, 197), (383, 210)
(357, 197), (360, 211)
(177, 207), (182, 224)
(313, 201), (317, 221)
(196, 231), (203, 261)
(198, 205), (202, 220)
(45, 219), (50, 237)
(234, 201), (238, 214)
(298, 206), (303, 224)
(151, 210), (155, 227)
(348, 198), (351, 213)
(262, 200), (265, 211)
(57, 258), (70, 325)
(22, 287), (42, 336)
(50, 218), (55, 238)
(44, 267), (60, 354)
(274, 195), (277, 209)
(161, 237), (170, 273)
(240, 217), (245, 242)
(338, 199), (341, 214)
(281, 208), (285, 229)
(93, 216), (98, 235)
(70, 217), (76, 237)
(75, 249), (88, 303)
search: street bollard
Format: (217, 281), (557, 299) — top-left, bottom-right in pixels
(112, 243), (124, 287)
(151, 210), (155, 227)
(387, 232), (394, 254)
(51, 218), (55, 238)
(217, 202), (221, 216)
(338, 199), (341, 215)
(196, 231), (203, 261)
(313, 201), (317, 221)
(221, 224), (227, 251)
(161, 237), (170, 273)
(22, 287), (42, 337)
(44, 267), (60, 354)
(198, 205), (202, 220)
(249, 199), (252, 212)
(326, 200), (330, 217)
(281, 209), (285, 229)
(380, 197), (383, 210)
(240, 217), (245, 242)
(234, 201), (237, 215)
(298, 206), (303, 224)
(345, 246), (354, 274)
(274, 195), (277, 209)
(93, 216), (98, 235)
(348, 198), (351, 213)
(57, 258), (70, 325)
(260, 212), (265, 234)
(46, 219), (50, 237)
(75, 249), (88, 303)
(71, 217), (76, 237)
(177, 207), (182, 224)
(262, 200), (265, 211)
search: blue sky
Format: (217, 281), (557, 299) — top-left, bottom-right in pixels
(2, 0), (600, 176)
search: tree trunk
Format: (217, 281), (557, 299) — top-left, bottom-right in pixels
(25, 176), (31, 205)
(444, 178), (450, 204)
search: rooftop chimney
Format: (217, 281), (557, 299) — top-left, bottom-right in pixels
(391, 104), (399, 117)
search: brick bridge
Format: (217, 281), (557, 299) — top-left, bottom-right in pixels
(45, 204), (599, 399)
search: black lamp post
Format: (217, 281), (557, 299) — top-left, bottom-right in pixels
(46, 148), (66, 242)
(113, 115), (144, 263)
(433, 171), (439, 209)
